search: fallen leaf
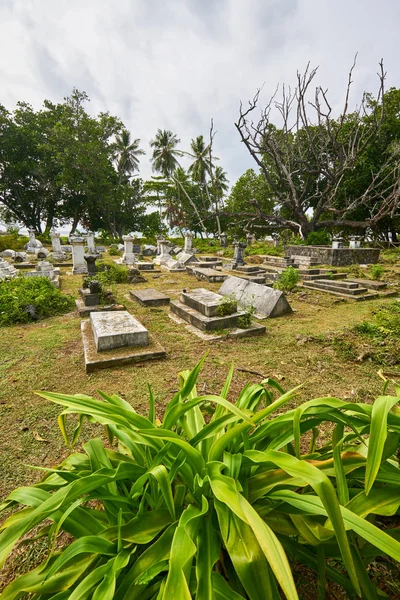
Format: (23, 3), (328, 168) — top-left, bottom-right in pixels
(32, 431), (49, 443)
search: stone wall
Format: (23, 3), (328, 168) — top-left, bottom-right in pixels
(285, 245), (380, 266)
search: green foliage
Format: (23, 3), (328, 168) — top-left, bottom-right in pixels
(346, 264), (365, 278)
(0, 234), (28, 252)
(0, 277), (74, 326)
(217, 295), (237, 316)
(355, 301), (400, 340)
(273, 266), (300, 292)
(1, 358), (400, 599)
(370, 263), (384, 280)
(245, 242), (284, 256)
(108, 246), (121, 256)
(305, 230), (331, 245)
(95, 262), (129, 284)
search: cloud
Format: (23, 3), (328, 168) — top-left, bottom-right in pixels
(0, 0), (399, 186)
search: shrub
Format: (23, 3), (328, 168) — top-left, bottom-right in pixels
(347, 264), (365, 278)
(0, 277), (75, 326)
(96, 261), (129, 284)
(108, 246), (122, 256)
(217, 295), (237, 316)
(0, 234), (29, 253)
(273, 266), (300, 292)
(1, 357), (400, 599)
(305, 230), (331, 245)
(370, 264), (384, 280)
(355, 301), (400, 340)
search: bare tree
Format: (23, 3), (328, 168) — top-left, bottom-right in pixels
(233, 58), (400, 237)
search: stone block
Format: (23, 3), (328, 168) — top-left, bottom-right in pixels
(180, 288), (236, 317)
(81, 320), (166, 372)
(130, 288), (170, 307)
(189, 267), (228, 283)
(218, 276), (293, 319)
(90, 311), (149, 351)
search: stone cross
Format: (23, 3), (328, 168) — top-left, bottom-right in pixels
(71, 237), (88, 274)
(183, 232), (193, 254)
(50, 232), (66, 261)
(25, 229), (43, 253)
(121, 235), (137, 265)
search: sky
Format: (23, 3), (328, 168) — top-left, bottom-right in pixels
(0, 0), (400, 188)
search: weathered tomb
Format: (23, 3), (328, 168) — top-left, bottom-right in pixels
(170, 287), (265, 337)
(130, 288), (170, 307)
(188, 267), (228, 283)
(285, 245), (380, 266)
(81, 310), (166, 372)
(218, 276), (293, 319)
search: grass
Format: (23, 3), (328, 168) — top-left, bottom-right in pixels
(1, 253), (399, 597)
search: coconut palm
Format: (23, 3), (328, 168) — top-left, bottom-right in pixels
(188, 135), (213, 184)
(114, 129), (145, 182)
(150, 129), (183, 178)
(212, 165), (229, 199)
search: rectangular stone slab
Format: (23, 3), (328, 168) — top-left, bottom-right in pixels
(218, 276), (293, 319)
(81, 320), (166, 372)
(90, 311), (149, 351)
(190, 267), (228, 283)
(181, 288), (236, 317)
(170, 300), (245, 331)
(130, 288), (170, 307)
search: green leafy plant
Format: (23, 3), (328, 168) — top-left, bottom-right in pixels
(217, 295), (237, 316)
(1, 357), (400, 599)
(273, 266), (300, 292)
(0, 276), (75, 326)
(305, 230), (331, 246)
(108, 246), (121, 257)
(0, 234), (29, 253)
(347, 264), (364, 278)
(95, 261), (129, 284)
(370, 264), (384, 280)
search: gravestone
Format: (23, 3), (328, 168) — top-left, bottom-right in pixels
(142, 244), (157, 256)
(220, 233), (228, 247)
(218, 276), (293, 319)
(84, 253), (98, 276)
(332, 237), (344, 249)
(120, 235), (138, 266)
(0, 258), (17, 280)
(90, 311), (149, 351)
(226, 241), (247, 270)
(183, 233), (193, 254)
(50, 232), (66, 261)
(25, 229), (43, 254)
(13, 252), (28, 263)
(36, 247), (49, 259)
(154, 241), (173, 266)
(156, 235), (166, 255)
(71, 237), (88, 274)
(86, 231), (96, 255)
(130, 288), (170, 307)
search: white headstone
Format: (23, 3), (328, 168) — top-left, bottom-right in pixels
(86, 231), (96, 255)
(218, 276), (293, 319)
(120, 235), (138, 265)
(71, 237), (88, 274)
(51, 232), (67, 261)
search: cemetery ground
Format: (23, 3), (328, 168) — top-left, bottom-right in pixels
(1, 255), (400, 596)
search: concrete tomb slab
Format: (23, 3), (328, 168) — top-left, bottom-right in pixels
(81, 320), (166, 372)
(189, 267), (228, 283)
(130, 288), (170, 307)
(180, 288), (236, 317)
(90, 310), (149, 351)
(218, 276), (293, 319)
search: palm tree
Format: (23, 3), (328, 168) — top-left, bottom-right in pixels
(150, 129), (182, 178)
(188, 135), (212, 184)
(213, 165), (229, 200)
(114, 129), (145, 183)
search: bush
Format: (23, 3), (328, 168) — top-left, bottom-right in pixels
(355, 301), (400, 340)
(96, 261), (129, 284)
(108, 246), (121, 256)
(0, 277), (75, 326)
(370, 263), (384, 280)
(273, 266), (300, 292)
(305, 229), (331, 245)
(1, 357), (400, 598)
(217, 295), (237, 316)
(0, 234), (29, 253)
